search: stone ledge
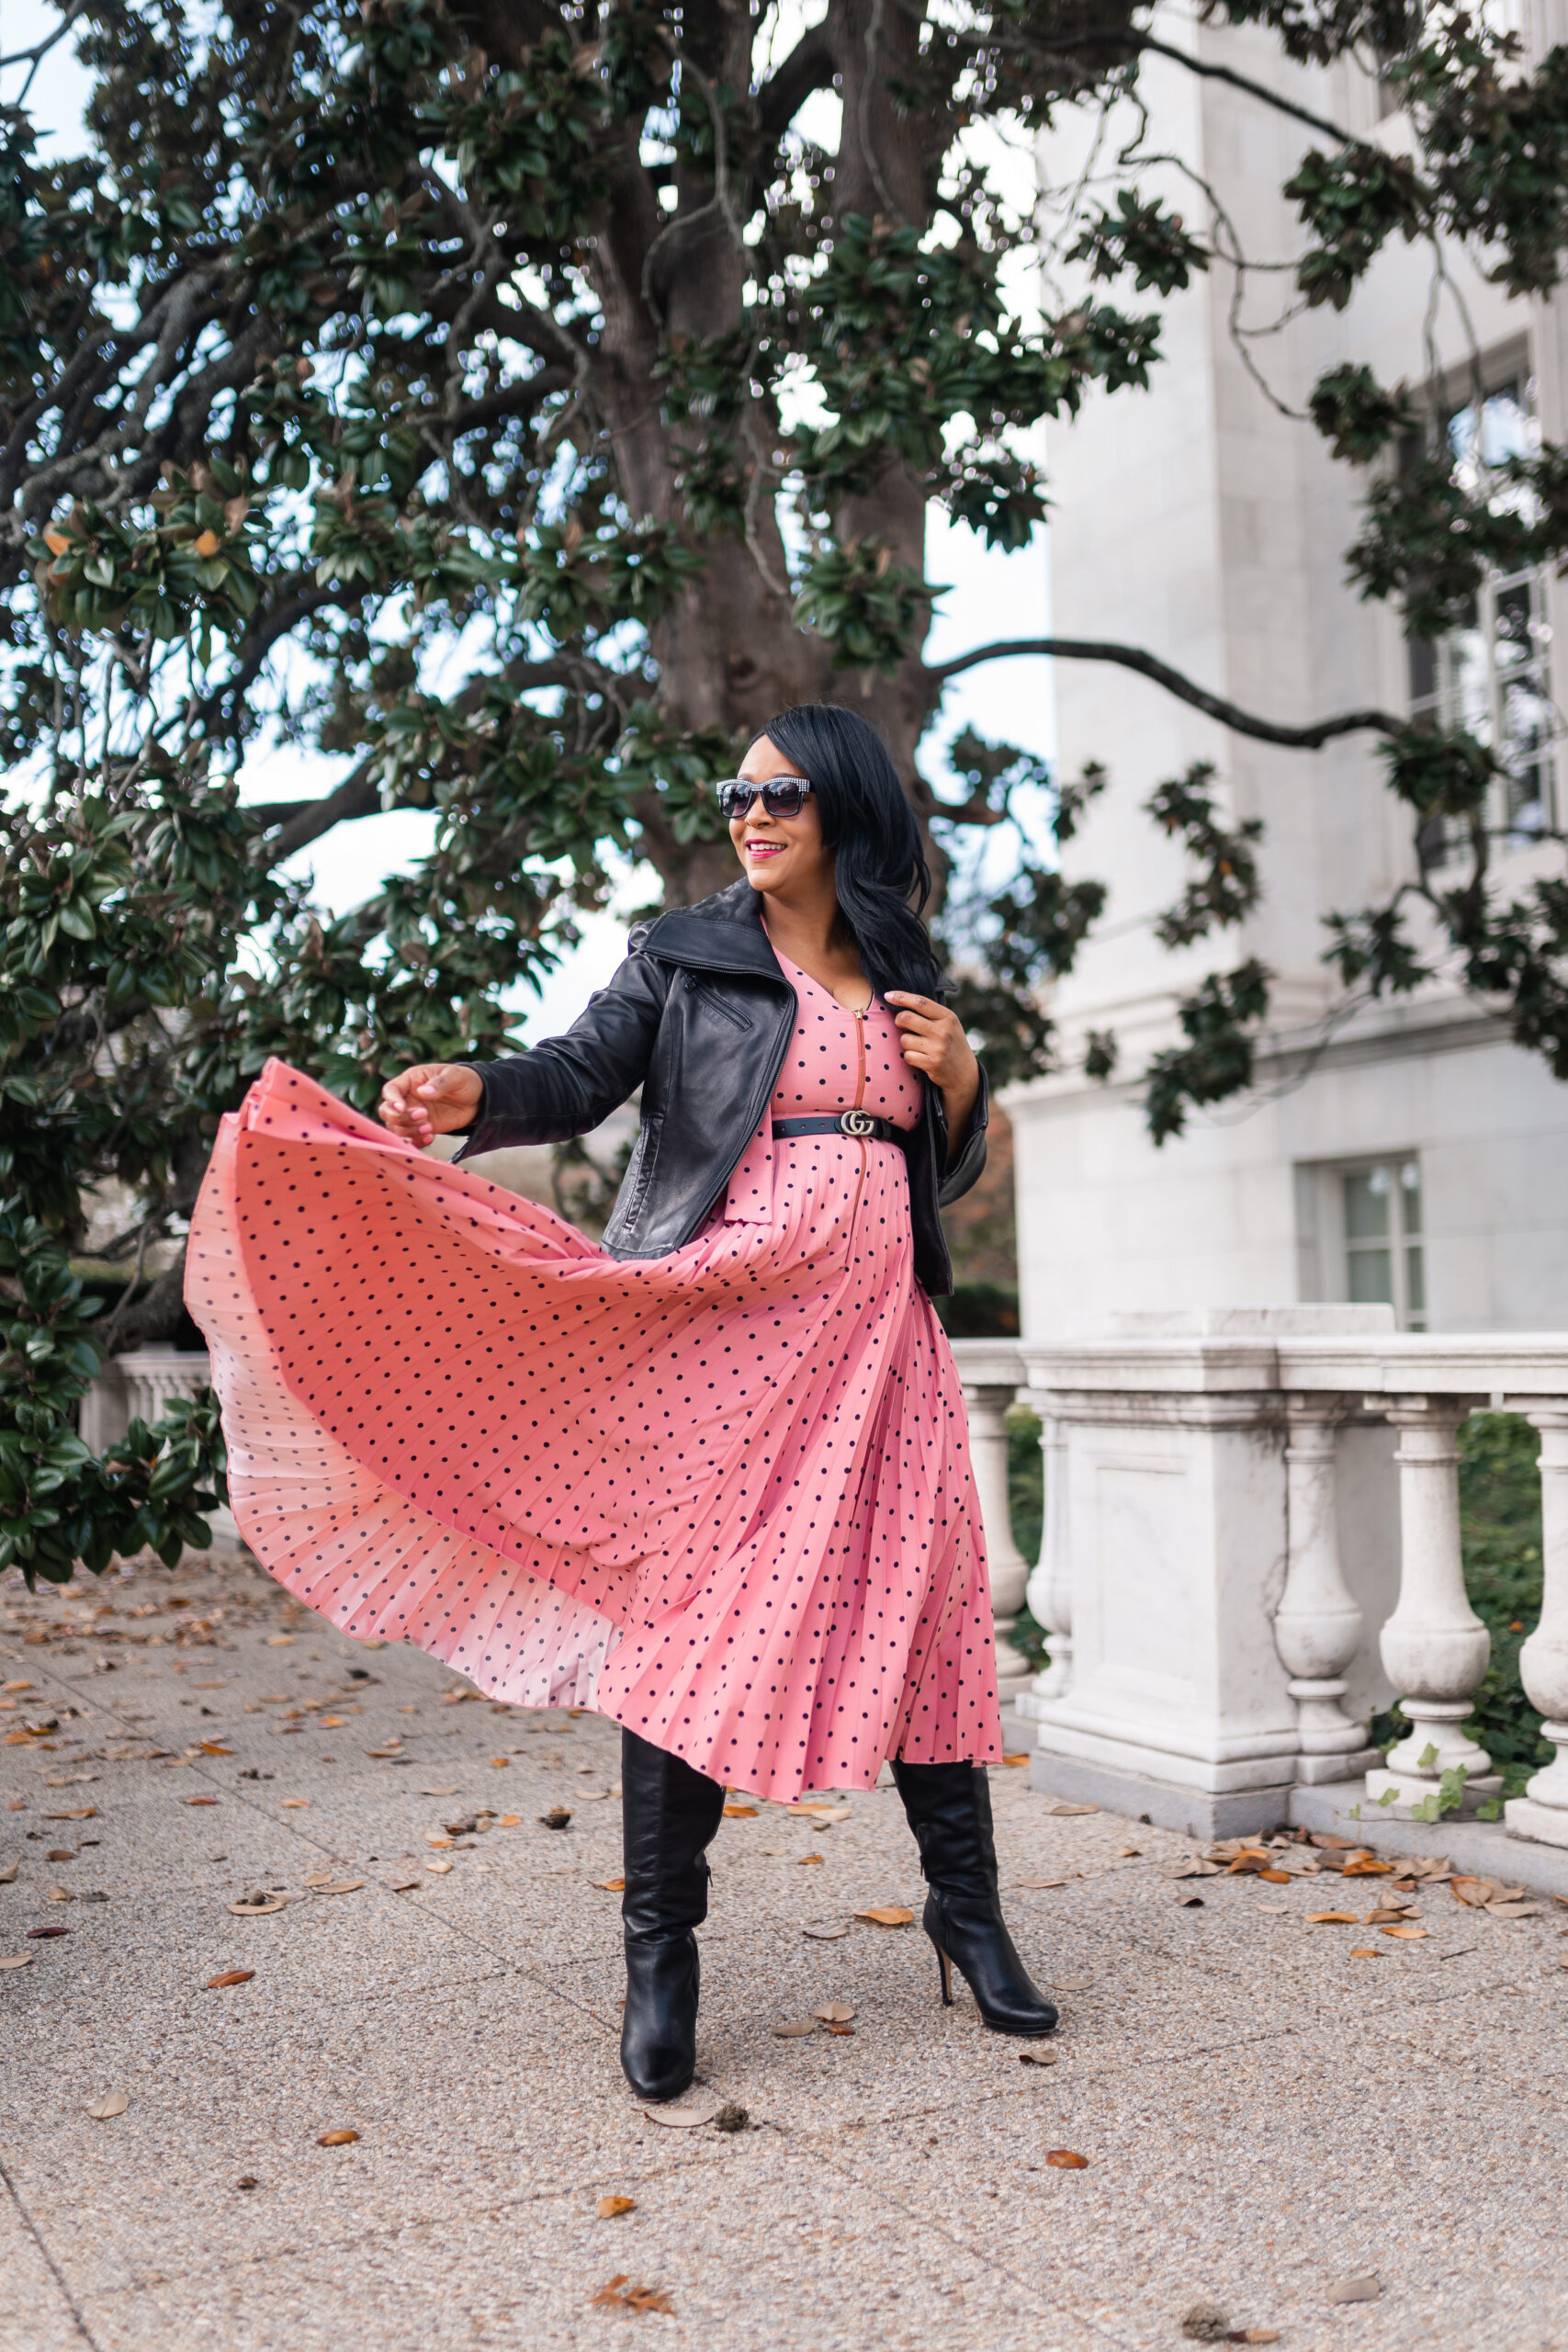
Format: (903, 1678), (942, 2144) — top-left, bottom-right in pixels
(1027, 1750), (1298, 1841)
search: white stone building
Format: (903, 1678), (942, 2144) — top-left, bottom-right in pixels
(1011, 4), (1568, 1337)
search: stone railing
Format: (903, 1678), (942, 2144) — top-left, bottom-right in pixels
(951, 1309), (1568, 1859)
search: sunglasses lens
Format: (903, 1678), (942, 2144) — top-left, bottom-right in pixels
(717, 778), (811, 819)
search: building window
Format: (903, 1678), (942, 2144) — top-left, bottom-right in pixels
(1407, 377), (1557, 857)
(1341, 1159), (1427, 1329)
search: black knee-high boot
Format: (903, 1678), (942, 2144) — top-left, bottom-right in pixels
(618, 1729), (727, 2100)
(891, 1759), (1058, 2037)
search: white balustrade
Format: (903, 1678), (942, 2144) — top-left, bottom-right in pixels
(1021, 1410), (1072, 1704)
(953, 1350), (1033, 1702)
(951, 1317), (1568, 1851)
(1274, 1397), (1379, 1782)
(1506, 1404), (1568, 1848)
(1363, 1396), (1498, 1807)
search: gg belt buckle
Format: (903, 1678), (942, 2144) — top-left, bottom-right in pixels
(839, 1107), (876, 1136)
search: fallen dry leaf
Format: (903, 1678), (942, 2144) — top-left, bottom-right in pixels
(86, 2091), (130, 2120)
(319, 1716), (345, 1730)
(0, 1862), (17, 1883)
(27, 1926), (68, 1939)
(1341, 1857), (1393, 1877)
(265, 1634), (294, 1646)
(316, 2129), (359, 2147)
(226, 1894), (288, 1917)
(1043, 1802), (1099, 1816)
(185, 1796), (219, 1807)
(367, 1746), (403, 1758)
(197, 1741), (233, 1758)
(0, 1952), (35, 1970)
(387, 1878), (421, 1894)
(1349, 1947), (1383, 1958)
(590, 2278), (673, 2314)
(1018, 2045), (1058, 2067)
(773, 2018), (817, 2037)
(1049, 1973), (1093, 1991)
(44, 1807), (96, 1819)
(310, 1879), (366, 1896)
(1173, 1860), (1223, 1879)
(207, 1969), (255, 1989)
(1044, 2149), (1089, 2169)
(598, 2196), (637, 2218)
(796, 1853), (825, 1867)
(813, 2001), (855, 2023)
(1305, 1911), (1360, 1926)
(854, 1905), (913, 1928)
(1488, 1900), (1542, 1919)
(498, 1815), (523, 1827)
(425, 1859), (453, 1875)
(595, 1876), (626, 1892)
(1224, 1850), (1271, 1875)
(490, 1756), (510, 1769)
(802, 1921), (850, 1939)
(1325, 2276), (1381, 2305)
(279, 1799), (310, 1810)
(1012, 1877), (1068, 1891)
(722, 1803), (758, 1818)
(539, 1808), (572, 1831)
(47, 1887), (73, 1903)
(1258, 1870), (1291, 1885)
(640, 2103), (717, 2130)
(1239, 2333), (1281, 2346)
(1003, 1754), (1031, 1767)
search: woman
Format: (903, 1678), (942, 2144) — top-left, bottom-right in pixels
(186, 701), (1055, 2101)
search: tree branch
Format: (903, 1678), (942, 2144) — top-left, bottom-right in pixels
(929, 638), (1397, 749)
(756, 19), (840, 140)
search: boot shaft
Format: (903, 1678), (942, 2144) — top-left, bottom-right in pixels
(620, 1727), (727, 1936)
(890, 1758), (999, 1896)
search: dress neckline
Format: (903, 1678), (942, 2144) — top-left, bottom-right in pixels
(767, 938), (875, 1020)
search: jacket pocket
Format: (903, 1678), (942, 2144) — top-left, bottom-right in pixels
(610, 1110), (664, 1238)
(691, 978), (751, 1031)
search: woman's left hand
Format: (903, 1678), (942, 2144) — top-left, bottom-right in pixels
(886, 993), (976, 1092)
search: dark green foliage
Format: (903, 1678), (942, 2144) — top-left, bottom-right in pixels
(932, 1282), (1021, 1339)
(1143, 961), (1274, 1145)
(1308, 364), (1420, 463)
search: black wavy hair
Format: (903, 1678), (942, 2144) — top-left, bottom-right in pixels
(750, 703), (943, 1002)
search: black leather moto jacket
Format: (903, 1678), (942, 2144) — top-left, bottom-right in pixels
(454, 878), (987, 1295)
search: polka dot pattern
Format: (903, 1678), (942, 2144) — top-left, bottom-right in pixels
(184, 970), (1003, 1800)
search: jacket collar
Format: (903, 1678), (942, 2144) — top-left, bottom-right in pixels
(635, 879), (789, 981)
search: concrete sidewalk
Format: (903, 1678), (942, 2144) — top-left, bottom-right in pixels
(2, 1551), (1566, 2352)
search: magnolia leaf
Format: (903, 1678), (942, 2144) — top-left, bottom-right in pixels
(598, 2196), (637, 2218)
(773, 2018), (817, 2037)
(0, 1953), (35, 1970)
(207, 1969), (255, 1988)
(1018, 2045), (1058, 2067)
(1044, 2149), (1089, 2169)
(316, 2129), (359, 2146)
(86, 2091), (130, 2120)
(813, 2002), (854, 2023)
(227, 1894), (288, 1916)
(853, 1905), (913, 1928)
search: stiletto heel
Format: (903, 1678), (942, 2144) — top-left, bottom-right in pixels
(931, 1936), (954, 2006)
(894, 1760), (1058, 2038)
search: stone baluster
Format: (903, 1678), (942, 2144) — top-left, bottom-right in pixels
(1364, 1395), (1499, 1808)
(1021, 1408), (1072, 1708)
(1506, 1402), (1568, 1849)
(1273, 1397), (1378, 1781)
(960, 1380), (1032, 1701)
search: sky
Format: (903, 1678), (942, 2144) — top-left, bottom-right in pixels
(2, 0), (1056, 1042)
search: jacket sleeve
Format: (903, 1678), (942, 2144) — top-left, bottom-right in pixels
(452, 949), (670, 1156)
(935, 1060), (989, 1208)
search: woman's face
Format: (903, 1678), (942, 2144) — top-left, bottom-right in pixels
(728, 735), (833, 899)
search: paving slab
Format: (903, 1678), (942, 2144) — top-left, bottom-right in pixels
(5, 1551), (1568, 2352)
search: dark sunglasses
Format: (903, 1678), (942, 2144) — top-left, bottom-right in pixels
(715, 775), (815, 820)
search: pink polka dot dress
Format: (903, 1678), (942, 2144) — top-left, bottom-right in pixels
(185, 949), (1004, 1799)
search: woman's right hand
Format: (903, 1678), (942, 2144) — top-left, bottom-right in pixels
(378, 1062), (484, 1146)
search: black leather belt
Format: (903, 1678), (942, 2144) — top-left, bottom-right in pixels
(773, 1113), (912, 1145)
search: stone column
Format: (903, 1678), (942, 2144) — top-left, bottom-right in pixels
(961, 1380), (1032, 1702)
(1021, 1409), (1072, 1709)
(1273, 1397), (1379, 1781)
(1506, 1402), (1568, 1848)
(1364, 1396), (1499, 1806)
